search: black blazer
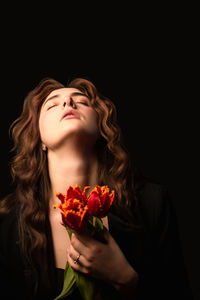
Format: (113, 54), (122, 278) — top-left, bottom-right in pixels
(0, 180), (194, 299)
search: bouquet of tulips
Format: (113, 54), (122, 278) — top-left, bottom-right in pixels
(53, 184), (115, 300)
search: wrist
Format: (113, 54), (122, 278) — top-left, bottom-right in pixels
(112, 265), (139, 296)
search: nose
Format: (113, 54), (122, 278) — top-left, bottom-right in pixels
(63, 96), (77, 109)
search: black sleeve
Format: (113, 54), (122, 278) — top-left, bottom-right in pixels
(135, 183), (194, 300)
(0, 209), (29, 299)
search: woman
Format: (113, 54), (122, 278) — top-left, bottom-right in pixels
(0, 77), (193, 299)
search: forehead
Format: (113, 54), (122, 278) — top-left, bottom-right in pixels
(47, 87), (82, 98)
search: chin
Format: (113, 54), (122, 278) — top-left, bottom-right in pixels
(61, 121), (85, 134)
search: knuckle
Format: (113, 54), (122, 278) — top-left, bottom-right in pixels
(91, 244), (99, 254)
(87, 253), (93, 262)
(85, 244), (101, 262)
(86, 252), (95, 263)
(70, 239), (75, 248)
(71, 234), (76, 245)
(92, 244), (102, 256)
(68, 245), (74, 257)
(84, 265), (92, 275)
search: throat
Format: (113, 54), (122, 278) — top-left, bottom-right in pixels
(48, 150), (99, 198)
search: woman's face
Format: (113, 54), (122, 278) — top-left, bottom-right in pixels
(39, 88), (99, 150)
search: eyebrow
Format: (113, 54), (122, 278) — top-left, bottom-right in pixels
(43, 92), (89, 106)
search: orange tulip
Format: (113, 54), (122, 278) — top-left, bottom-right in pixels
(53, 185), (90, 231)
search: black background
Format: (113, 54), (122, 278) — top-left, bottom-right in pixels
(0, 6), (199, 299)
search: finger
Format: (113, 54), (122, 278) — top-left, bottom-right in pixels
(71, 232), (105, 264)
(71, 233), (90, 256)
(94, 226), (110, 243)
(67, 246), (83, 267)
(69, 237), (91, 267)
(72, 253), (82, 266)
(75, 229), (109, 246)
(73, 231), (95, 246)
(67, 248), (90, 274)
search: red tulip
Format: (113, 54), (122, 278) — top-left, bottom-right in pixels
(87, 185), (115, 218)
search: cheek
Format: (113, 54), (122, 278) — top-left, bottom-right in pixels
(39, 113), (57, 142)
(86, 110), (99, 135)
(87, 109), (98, 127)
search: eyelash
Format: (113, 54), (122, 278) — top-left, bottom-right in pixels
(47, 104), (57, 110)
(47, 100), (89, 110)
(77, 101), (89, 106)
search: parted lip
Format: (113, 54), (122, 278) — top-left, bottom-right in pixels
(60, 109), (80, 121)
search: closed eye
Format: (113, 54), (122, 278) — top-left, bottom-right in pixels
(76, 101), (89, 106)
(47, 104), (57, 110)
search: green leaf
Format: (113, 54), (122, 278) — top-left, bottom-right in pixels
(94, 217), (104, 231)
(73, 271), (96, 300)
(84, 219), (95, 236)
(66, 227), (72, 239)
(54, 263), (76, 299)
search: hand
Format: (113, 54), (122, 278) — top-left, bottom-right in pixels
(67, 227), (139, 294)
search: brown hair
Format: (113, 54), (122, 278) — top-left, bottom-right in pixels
(0, 77), (143, 292)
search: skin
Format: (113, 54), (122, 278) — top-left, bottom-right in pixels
(39, 88), (139, 296)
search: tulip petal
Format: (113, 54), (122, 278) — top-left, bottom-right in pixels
(56, 192), (65, 203)
(66, 186), (75, 200)
(87, 192), (101, 216)
(53, 185), (114, 230)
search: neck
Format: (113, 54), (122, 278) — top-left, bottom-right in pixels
(47, 144), (98, 205)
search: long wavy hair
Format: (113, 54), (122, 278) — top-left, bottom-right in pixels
(0, 77), (144, 292)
